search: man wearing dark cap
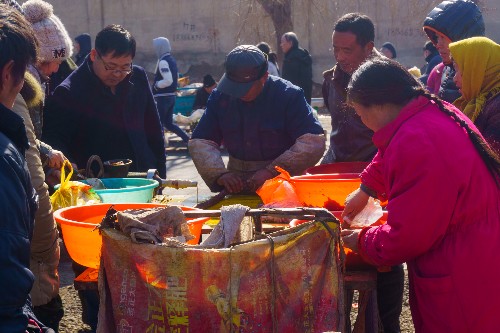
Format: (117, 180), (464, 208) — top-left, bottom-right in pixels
(192, 74), (217, 110)
(189, 45), (325, 193)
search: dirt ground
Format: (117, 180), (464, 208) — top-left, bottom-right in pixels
(56, 117), (416, 332)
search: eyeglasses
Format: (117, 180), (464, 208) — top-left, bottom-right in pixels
(96, 50), (133, 75)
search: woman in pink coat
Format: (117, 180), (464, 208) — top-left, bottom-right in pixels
(341, 58), (500, 332)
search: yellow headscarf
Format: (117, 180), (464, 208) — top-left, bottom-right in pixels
(450, 37), (500, 122)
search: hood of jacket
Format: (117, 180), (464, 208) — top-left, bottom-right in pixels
(153, 37), (171, 59)
(20, 71), (44, 110)
(423, 0), (485, 44)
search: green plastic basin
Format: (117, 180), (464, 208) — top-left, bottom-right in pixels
(82, 178), (159, 203)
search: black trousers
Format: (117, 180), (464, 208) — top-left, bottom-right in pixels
(377, 264), (405, 333)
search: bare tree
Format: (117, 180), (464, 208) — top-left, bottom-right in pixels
(255, 0), (293, 60)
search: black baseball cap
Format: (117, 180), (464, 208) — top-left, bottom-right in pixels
(217, 45), (268, 98)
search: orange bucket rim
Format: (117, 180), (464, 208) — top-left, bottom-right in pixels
(54, 203), (206, 227)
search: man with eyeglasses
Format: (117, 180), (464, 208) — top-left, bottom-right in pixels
(43, 25), (166, 181)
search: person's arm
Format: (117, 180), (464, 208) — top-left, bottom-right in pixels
(357, 131), (458, 267)
(143, 71), (167, 178)
(322, 76), (330, 110)
(154, 60), (173, 89)
(189, 95), (228, 192)
(42, 86), (78, 162)
(188, 139), (228, 192)
(360, 152), (387, 201)
(0, 155), (35, 333)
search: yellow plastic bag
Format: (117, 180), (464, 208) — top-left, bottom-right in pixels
(50, 161), (101, 211)
(256, 166), (302, 208)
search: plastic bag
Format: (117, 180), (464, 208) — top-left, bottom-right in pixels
(345, 197), (383, 228)
(50, 161), (101, 211)
(256, 166), (302, 208)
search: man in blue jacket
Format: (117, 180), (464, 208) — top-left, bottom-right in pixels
(0, 4), (53, 332)
(189, 45), (325, 193)
(43, 25), (166, 177)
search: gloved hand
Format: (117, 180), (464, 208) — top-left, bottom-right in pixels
(217, 172), (245, 194)
(247, 168), (275, 192)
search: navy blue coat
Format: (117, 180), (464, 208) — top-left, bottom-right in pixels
(192, 76), (323, 161)
(43, 57), (166, 177)
(0, 103), (38, 332)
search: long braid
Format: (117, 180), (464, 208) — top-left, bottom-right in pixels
(418, 89), (500, 183)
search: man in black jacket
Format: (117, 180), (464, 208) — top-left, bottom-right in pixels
(43, 25), (166, 177)
(280, 32), (313, 104)
(0, 4), (54, 333)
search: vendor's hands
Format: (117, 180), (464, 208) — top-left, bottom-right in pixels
(247, 168), (275, 192)
(47, 149), (66, 169)
(342, 188), (369, 226)
(217, 172), (245, 194)
(341, 229), (361, 252)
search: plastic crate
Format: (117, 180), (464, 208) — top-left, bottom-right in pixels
(174, 88), (196, 116)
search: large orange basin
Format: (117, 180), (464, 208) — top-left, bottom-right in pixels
(54, 203), (209, 269)
(291, 174), (361, 210)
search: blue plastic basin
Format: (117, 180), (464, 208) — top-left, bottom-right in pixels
(82, 178), (159, 203)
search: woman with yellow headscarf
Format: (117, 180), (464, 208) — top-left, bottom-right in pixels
(450, 36), (500, 153)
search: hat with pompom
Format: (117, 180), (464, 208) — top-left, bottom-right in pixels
(22, 0), (72, 62)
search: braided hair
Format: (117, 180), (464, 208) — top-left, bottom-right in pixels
(347, 58), (500, 182)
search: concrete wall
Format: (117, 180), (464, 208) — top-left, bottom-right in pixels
(21, 0), (500, 89)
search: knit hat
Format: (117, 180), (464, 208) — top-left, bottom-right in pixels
(22, 0), (72, 62)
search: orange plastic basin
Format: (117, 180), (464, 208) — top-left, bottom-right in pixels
(54, 203), (209, 269)
(291, 174), (361, 210)
(290, 211), (387, 270)
(305, 161), (369, 175)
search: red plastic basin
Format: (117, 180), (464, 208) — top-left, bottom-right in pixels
(291, 173), (361, 210)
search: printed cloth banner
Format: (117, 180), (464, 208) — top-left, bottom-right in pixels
(97, 221), (344, 333)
